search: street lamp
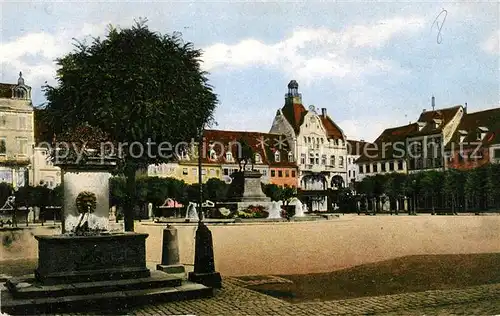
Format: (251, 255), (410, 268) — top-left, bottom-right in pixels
(197, 127), (203, 223)
(412, 179), (416, 215)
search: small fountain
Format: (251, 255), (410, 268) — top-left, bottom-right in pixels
(185, 202), (199, 221)
(267, 201), (282, 219)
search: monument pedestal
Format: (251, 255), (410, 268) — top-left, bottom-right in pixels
(222, 171), (273, 211)
(2, 232), (213, 315)
(35, 233), (150, 285)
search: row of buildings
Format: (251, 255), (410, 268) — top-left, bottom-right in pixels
(1, 73), (499, 210)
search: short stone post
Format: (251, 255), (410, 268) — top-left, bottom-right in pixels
(157, 226), (185, 276)
(148, 203), (153, 219)
(188, 222), (222, 288)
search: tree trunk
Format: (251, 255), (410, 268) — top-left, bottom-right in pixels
(124, 167), (137, 232)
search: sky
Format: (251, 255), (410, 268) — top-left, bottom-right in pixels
(0, 1), (499, 142)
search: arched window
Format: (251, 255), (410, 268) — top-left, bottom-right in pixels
(225, 151), (233, 162)
(288, 152), (293, 162)
(274, 151), (281, 162)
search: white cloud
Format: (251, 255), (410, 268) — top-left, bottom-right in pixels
(481, 29), (500, 55)
(201, 16), (425, 83)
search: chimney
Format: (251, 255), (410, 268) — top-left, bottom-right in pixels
(431, 96), (435, 111)
(423, 109), (426, 113)
(321, 108), (327, 117)
(464, 102), (467, 114)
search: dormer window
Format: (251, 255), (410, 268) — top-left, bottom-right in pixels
(255, 153), (262, 163)
(417, 122), (426, 131)
(274, 151), (281, 162)
(225, 151), (233, 162)
(478, 127), (489, 140)
(433, 119), (442, 129)
(209, 148), (217, 160)
(459, 130), (467, 143)
(288, 152), (293, 162)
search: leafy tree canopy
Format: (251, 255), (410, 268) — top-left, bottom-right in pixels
(43, 19), (218, 171)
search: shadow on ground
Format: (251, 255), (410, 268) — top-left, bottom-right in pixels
(241, 253), (500, 303)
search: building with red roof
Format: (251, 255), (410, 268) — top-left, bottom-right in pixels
(269, 80), (348, 211)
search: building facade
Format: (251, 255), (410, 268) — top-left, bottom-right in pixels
(269, 80), (348, 211)
(0, 72), (34, 188)
(445, 107), (500, 170)
(406, 104), (464, 173)
(346, 139), (371, 188)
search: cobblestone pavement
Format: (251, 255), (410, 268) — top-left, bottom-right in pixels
(119, 278), (500, 316)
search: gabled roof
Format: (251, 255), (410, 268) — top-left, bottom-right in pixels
(320, 115), (345, 140)
(356, 123), (419, 163)
(446, 107), (500, 150)
(409, 105), (463, 137)
(181, 129), (296, 167)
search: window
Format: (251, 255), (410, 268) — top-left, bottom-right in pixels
(353, 171), (356, 178)
(271, 170), (276, 177)
(330, 155), (336, 167)
(201, 169), (206, 175)
(223, 168), (229, 176)
(0, 137), (5, 155)
(16, 137), (28, 155)
(209, 148), (217, 160)
(315, 153), (319, 164)
(304, 137), (307, 143)
(309, 153), (315, 164)
(381, 163), (386, 172)
(321, 154), (327, 165)
(398, 161), (403, 170)
(373, 163), (378, 172)
(262, 169), (267, 176)
(226, 151), (233, 162)
(288, 152), (293, 162)
(494, 149), (500, 159)
(389, 162), (395, 171)
(301, 153), (306, 164)
(291, 170), (296, 177)
(278, 170), (283, 177)
(339, 156), (344, 167)
(18, 116), (27, 130)
(275, 151), (281, 162)
(359, 165), (364, 174)
(255, 153), (262, 163)
(183, 168), (188, 175)
(192, 168), (197, 176)
(285, 170), (289, 177)
(348, 170), (351, 177)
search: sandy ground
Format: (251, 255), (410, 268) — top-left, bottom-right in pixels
(136, 215), (500, 276)
(2, 215), (500, 276)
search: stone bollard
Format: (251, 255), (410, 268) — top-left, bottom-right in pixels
(188, 222), (222, 288)
(156, 226), (186, 276)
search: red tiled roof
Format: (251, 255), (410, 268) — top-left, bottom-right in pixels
(320, 115), (345, 140)
(281, 102), (344, 140)
(0, 83), (14, 99)
(446, 107), (500, 150)
(356, 123), (419, 163)
(182, 129), (296, 167)
(410, 105), (462, 137)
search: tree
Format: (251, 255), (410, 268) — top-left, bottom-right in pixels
(281, 185), (297, 205)
(262, 184), (284, 201)
(42, 20), (218, 231)
(204, 178), (228, 202)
